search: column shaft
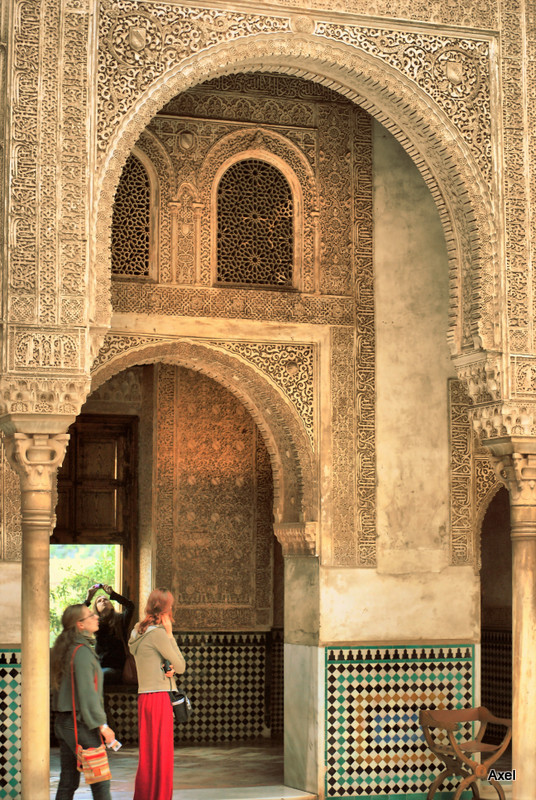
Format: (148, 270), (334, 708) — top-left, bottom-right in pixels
(4, 433), (69, 800)
(511, 509), (536, 800)
(21, 486), (55, 800)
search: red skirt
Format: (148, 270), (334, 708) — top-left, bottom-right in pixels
(133, 692), (174, 800)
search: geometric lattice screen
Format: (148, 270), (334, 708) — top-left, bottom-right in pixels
(0, 650), (21, 799)
(111, 153), (151, 278)
(325, 645), (474, 798)
(217, 159), (293, 287)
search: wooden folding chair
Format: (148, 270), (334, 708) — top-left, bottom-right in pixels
(419, 706), (512, 800)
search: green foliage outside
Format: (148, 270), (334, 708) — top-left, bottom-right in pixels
(49, 544), (117, 646)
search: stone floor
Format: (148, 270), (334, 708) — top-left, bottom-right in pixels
(49, 740), (316, 800)
(49, 740), (515, 799)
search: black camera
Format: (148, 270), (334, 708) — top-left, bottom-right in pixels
(161, 659), (172, 673)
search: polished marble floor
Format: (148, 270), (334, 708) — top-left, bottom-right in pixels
(49, 740), (316, 800)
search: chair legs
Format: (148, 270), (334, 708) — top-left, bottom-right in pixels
(453, 773), (478, 800)
(426, 768), (453, 800)
(488, 779), (506, 800)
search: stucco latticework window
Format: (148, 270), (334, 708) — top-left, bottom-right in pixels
(216, 159), (293, 287)
(112, 154), (151, 278)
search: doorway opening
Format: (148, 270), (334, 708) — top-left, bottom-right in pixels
(49, 543), (122, 645)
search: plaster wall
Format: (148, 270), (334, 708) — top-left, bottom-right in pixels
(374, 119), (456, 572)
(319, 565), (479, 643)
(313, 122), (479, 644)
(0, 561), (21, 643)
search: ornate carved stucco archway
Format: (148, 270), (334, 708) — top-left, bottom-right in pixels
(91, 337), (318, 551)
(92, 31), (498, 360)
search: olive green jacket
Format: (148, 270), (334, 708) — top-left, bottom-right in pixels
(53, 633), (107, 730)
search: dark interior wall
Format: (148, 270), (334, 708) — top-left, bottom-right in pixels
(480, 487), (511, 739)
(480, 487), (511, 630)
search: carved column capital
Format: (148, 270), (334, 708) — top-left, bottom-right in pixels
(274, 521), (317, 556)
(3, 432), (69, 492)
(454, 350), (502, 405)
(485, 437), (536, 540)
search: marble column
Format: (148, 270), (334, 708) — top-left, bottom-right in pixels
(4, 433), (69, 800)
(489, 440), (536, 800)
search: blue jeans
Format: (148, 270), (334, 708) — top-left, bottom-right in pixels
(54, 712), (112, 800)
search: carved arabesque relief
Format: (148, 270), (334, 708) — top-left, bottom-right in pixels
(0, 438), (22, 561)
(208, 340), (315, 450)
(8, 0), (90, 337)
(159, 366), (274, 629)
(94, 33), (497, 361)
(315, 25), (491, 184)
(449, 379), (500, 567)
(91, 335), (316, 529)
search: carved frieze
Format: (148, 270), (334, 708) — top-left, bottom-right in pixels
(449, 379), (501, 567)
(330, 326), (357, 566)
(8, 0), (89, 329)
(0, 375), (90, 419)
(0, 438), (22, 561)
(9, 327), (83, 372)
(111, 282), (354, 324)
(500, 0), (531, 355)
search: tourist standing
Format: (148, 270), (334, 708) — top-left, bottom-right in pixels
(51, 604), (116, 800)
(129, 588), (186, 800)
(84, 583), (135, 683)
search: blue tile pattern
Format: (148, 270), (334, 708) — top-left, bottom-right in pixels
(325, 645), (474, 798)
(0, 649), (21, 799)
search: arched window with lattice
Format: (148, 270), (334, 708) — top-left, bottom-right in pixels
(112, 152), (154, 279)
(216, 159), (294, 288)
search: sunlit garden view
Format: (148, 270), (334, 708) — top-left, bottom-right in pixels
(49, 544), (119, 645)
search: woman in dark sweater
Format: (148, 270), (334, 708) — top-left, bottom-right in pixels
(84, 584), (135, 684)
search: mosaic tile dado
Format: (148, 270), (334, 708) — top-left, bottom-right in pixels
(325, 645), (474, 798)
(0, 650), (21, 800)
(104, 631), (282, 745)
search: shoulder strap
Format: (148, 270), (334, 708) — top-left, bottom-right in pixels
(70, 644), (84, 747)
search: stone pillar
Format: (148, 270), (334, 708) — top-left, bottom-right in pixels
(489, 439), (536, 800)
(4, 433), (69, 800)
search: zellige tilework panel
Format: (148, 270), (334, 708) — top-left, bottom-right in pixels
(0, 650), (21, 799)
(325, 645), (474, 798)
(106, 631), (282, 745)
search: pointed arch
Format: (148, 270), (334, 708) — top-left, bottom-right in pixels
(90, 337), (318, 545)
(92, 35), (498, 358)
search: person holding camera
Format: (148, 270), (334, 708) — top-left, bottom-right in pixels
(84, 583), (135, 684)
(129, 588), (185, 800)
(51, 604), (116, 799)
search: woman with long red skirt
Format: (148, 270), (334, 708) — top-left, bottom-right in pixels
(129, 588), (186, 800)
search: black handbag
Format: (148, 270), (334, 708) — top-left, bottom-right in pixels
(163, 659), (193, 722)
(169, 688), (192, 723)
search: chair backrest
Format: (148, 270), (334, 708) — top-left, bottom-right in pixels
(420, 707), (482, 727)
